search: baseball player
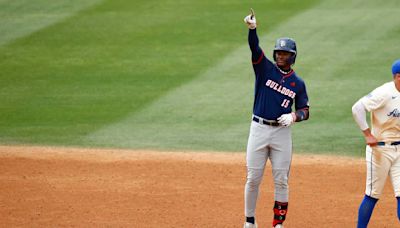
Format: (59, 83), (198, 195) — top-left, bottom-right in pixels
(243, 9), (310, 228)
(352, 59), (400, 227)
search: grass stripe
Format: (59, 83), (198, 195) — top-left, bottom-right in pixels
(289, 1), (400, 155)
(0, 0), (103, 46)
(82, 1), (325, 152)
(0, 0), (319, 147)
(85, 0), (400, 156)
(84, 45), (254, 151)
(2, 0), (400, 156)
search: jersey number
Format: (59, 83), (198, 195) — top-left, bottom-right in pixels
(281, 99), (290, 108)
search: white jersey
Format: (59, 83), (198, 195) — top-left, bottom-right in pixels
(361, 81), (400, 141)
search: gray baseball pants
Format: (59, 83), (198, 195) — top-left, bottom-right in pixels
(244, 119), (292, 217)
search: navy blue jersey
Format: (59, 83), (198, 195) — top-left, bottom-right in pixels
(248, 29), (309, 120)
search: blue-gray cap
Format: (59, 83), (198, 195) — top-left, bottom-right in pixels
(392, 59), (400, 75)
(273, 37), (297, 64)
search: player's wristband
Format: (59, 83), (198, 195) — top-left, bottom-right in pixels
(294, 109), (309, 122)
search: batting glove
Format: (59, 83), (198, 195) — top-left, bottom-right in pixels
(277, 113), (296, 127)
(244, 9), (256, 29)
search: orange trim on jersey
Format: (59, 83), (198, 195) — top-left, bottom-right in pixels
(252, 51), (264, 65)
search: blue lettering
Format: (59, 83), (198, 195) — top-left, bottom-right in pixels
(387, 108), (400, 117)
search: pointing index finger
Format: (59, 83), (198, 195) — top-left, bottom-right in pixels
(250, 8), (255, 19)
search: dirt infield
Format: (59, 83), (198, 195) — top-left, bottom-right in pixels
(0, 146), (398, 227)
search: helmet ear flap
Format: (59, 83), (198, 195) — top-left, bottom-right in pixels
(290, 53), (296, 65)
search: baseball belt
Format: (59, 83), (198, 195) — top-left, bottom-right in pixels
(377, 141), (400, 146)
(252, 116), (280, 126)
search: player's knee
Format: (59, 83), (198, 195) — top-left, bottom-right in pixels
(246, 176), (262, 188)
(246, 168), (263, 190)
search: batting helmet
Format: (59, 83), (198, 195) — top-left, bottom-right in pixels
(273, 37), (297, 65)
(392, 59), (400, 75)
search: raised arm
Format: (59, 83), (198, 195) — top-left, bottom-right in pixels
(244, 9), (264, 63)
(248, 29), (263, 56)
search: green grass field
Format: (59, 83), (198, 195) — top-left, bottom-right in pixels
(1, 0), (400, 156)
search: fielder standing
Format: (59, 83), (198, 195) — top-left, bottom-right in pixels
(243, 9), (310, 228)
(352, 59), (400, 227)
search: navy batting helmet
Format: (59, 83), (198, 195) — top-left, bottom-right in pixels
(273, 37), (297, 65)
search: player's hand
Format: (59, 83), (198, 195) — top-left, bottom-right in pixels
(362, 129), (378, 146)
(277, 113), (296, 127)
(364, 134), (378, 146)
(244, 8), (257, 29)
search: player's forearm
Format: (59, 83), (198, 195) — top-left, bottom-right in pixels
(362, 128), (373, 137)
(294, 108), (309, 122)
(248, 29), (263, 62)
(248, 29), (260, 52)
(352, 99), (369, 131)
